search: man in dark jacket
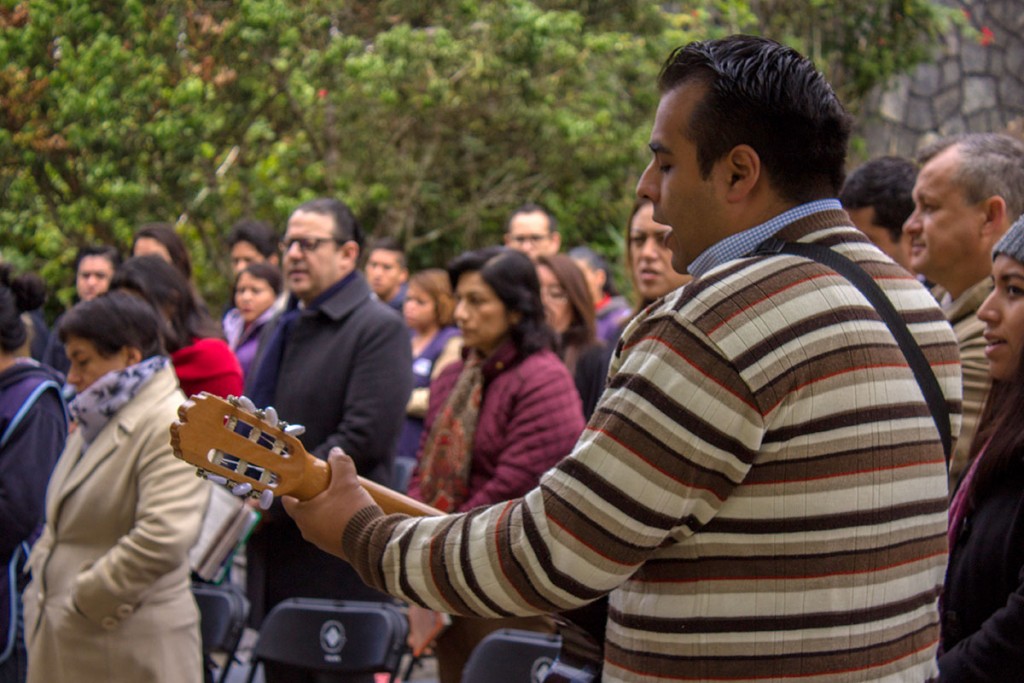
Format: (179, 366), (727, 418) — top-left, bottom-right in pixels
(245, 198), (412, 632)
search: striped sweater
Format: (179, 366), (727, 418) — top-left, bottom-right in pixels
(345, 211), (963, 682)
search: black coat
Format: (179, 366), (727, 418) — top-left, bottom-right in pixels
(940, 456), (1024, 681)
(244, 272), (413, 624)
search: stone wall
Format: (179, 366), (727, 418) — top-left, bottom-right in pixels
(856, 0), (1024, 161)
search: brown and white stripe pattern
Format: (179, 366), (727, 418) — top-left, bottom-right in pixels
(345, 213), (962, 682)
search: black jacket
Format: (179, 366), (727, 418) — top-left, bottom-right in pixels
(244, 272), (413, 624)
(940, 455), (1024, 681)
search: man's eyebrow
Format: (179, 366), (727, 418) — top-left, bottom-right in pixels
(648, 142), (671, 155)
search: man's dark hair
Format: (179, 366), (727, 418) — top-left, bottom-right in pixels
(447, 246), (556, 356)
(506, 203), (558, 235)
(367, 236), (407, 269)
(658, 35), (851, 203)
(227, 219), (278, 258)
(567, 245), (620, 297)
(59, 290), (165, 359)
(73, 244), (122, 273)
(918, 133), (1024, 222)
(133, 222), (193, 280)
(293, 198), (365, 250)
(839, 156), (917, 241)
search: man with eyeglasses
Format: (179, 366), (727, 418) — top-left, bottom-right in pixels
(503, 202), (561, 261)
(244, 197), (412, 643)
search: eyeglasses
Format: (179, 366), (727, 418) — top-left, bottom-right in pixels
(541, 286), (568, 302)
(509, 233), (551, 246)
(280, 237), (337, 253)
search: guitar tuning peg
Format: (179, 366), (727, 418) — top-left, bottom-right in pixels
(284, 423), (306, 437)
(258, 488), (274, 510)
(264, 406), (279, 428)
(208, 474), (229, 487)
(237, 395), (257, 414)
(232, 482), (253, 496)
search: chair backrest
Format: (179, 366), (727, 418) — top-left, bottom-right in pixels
(193, 582), (249, 654)
(460, 628), (562, 683)
(192, 582), (250, 683)
(247, 598), (409, 683)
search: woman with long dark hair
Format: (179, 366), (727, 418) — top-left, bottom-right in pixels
(536, 253), (609, 420)
(111, 255), (242, 397)
(406, 247), (585, 683)
(626, 198), (691, 313)
(940, 216), (1024, 680)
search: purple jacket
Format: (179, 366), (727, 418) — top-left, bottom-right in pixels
(408, 342), (585, 511)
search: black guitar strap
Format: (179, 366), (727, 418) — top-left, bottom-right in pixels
(756, 238), (952, 466)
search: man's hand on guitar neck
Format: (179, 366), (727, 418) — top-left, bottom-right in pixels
(282, 447), (379, 562)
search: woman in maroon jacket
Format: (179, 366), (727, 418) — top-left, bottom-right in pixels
(406, 246), (585, 683)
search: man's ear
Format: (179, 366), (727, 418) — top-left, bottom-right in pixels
(979, 195), (1008, 239)
(721, 144), (761, 202)
(340, 240), (360, 264)
(550, 232), (562, 253)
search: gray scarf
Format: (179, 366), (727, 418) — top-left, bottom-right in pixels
(68, 356), (169, 447)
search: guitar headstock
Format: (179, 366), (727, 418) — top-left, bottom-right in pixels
(170, 393), (329, 502)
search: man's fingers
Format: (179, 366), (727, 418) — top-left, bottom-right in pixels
(327, 447), (358, 483)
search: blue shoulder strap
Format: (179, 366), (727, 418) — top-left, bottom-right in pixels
(0, 379), (67, 450)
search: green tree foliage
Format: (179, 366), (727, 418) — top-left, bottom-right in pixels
(1, 0), (951, 314)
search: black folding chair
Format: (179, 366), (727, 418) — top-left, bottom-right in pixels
(460, 628), (562, 683)
(192, 582), (251, 683)
(245, 598), (409, 683)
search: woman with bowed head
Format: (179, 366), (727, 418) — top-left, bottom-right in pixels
(940, 215), (1024, 681)
(396, 268), (462, 467)
(406, 247), (585, 683)
(222, 262), (282, 382)
(110, 255), (243, 398)
(23, 291), (209, 683)
(535, 253), (610, 420)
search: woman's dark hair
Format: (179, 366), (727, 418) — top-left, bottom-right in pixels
(110, 255), (221, 353)
(133, 222), (193, 280)
(59, 290), (165, 359)
(447, 247), (555, 356)
(408, 268), (455, 328)
(236, 262), (283, 299)
(536, 254), (597, 374)
(966, 344), (1024, 508)
(0, 264), (46, 354)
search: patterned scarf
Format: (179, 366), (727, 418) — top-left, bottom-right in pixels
(69, 356), (169, 448)
(416, 356), (484, 512)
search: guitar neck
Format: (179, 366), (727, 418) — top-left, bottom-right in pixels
(360, 475), (441, 517)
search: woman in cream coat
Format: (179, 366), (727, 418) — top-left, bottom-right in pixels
(23, 291), (208, 683)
